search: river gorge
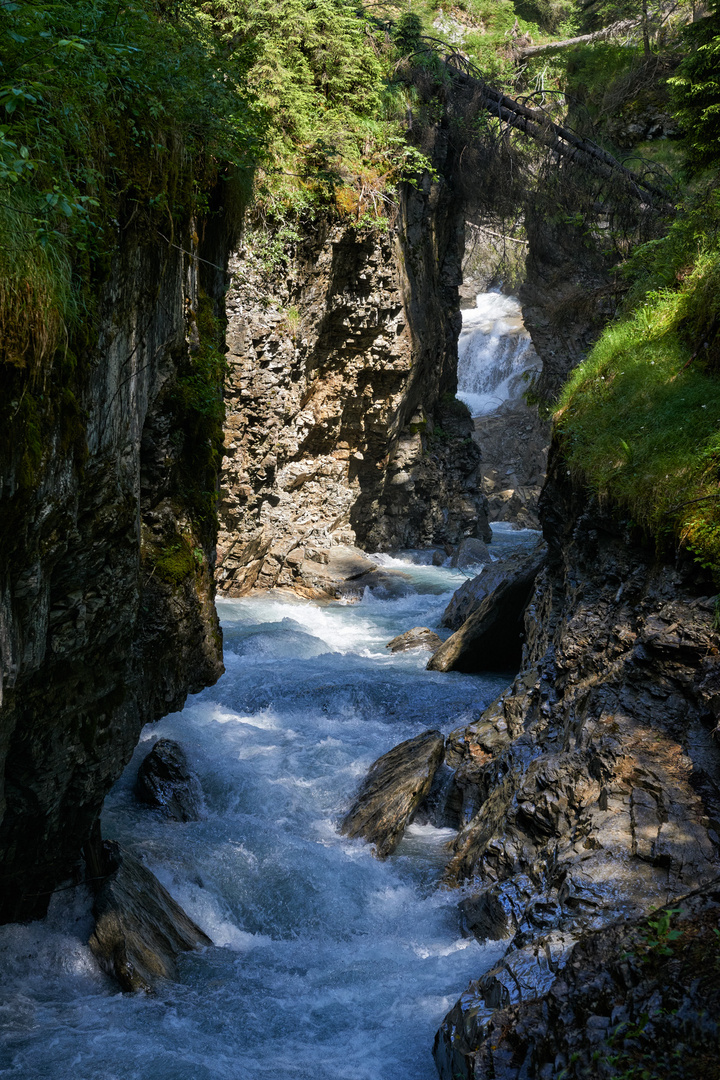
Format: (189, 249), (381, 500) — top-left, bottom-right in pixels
(2, 34), (720, 1072)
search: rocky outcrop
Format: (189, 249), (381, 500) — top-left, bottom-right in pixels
(441, 542), (547, 631)
(341, 730), (445, 857)
(474, 402), (550, 529)
(436, 878), (720, 1080)
(217, 183), (491, 596)
(89, 842), (211, 993)
(386, 627), (443, 653)
(431, 457), (720, 1075)
(135, 739), (204, 822)
(0, 225), (225, 922)
(428, 548), (545, 672)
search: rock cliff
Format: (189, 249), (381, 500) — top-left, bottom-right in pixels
(217, 184), (490, 596)
(431, 454), (720, 1077)
(0, 225), (225, 922)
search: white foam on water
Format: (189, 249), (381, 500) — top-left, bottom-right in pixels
(457, 291), (541, 418)
(0, 563), (512, 1080)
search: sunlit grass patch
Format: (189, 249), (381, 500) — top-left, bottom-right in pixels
(555, 253), (720, 573)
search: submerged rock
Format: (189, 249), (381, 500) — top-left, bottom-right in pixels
(385, 627), (443, 653)
(290, 544), (411, 601)
(89, 843), (211, 993)
(341, 730), (445, 857)
(135, 739), (204, 822)
(428, 551), (544, 672)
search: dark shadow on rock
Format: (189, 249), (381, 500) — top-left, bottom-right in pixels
(428, 547), (546, 672)
(135, 738), (204, 822)
(435, 878), (720, 1080)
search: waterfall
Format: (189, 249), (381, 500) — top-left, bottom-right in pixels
(457, 293), (540, 418)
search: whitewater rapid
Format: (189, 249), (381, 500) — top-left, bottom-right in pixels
(0, 541), (537, 1079)
(457, 292), (540, 418)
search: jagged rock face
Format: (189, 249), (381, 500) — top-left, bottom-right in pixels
(432, 454), (720, 1077)
(473, 402), (549, 529)
(0, 235), (224, 922)
(217, 189), (490, 596)
(437, 878), (720, 1080)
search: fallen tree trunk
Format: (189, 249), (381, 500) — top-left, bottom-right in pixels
(513, 17), (640, 58)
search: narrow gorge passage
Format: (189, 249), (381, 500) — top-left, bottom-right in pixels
(456, 291), (548, 530)
(0, 542), (540, 1080)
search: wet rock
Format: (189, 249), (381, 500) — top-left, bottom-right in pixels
(135, 739), (204, 822)
(385, 627), (443, 653)
(442, 542), (547, 631)
(340, 730), (445, 857)
(89, 843), (211, 993)
(429, 463), (720, 1073)
(428, 552), (544, 672)
(450, 538), (490, 570)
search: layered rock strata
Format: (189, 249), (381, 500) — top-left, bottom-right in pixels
(0, 228), (225, 921)
(435, 877), (720, 1080)
(429, 458), (720, 1077)
(217, 190), (490, 596)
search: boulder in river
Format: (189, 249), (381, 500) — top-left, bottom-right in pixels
(450, 537), (490, 570)
(341, 730), (445, 857)
(289, 544), (412, 601)
(428, 548), (546, 672)
(89, 842), (211, 993)
(135, 738), (204, 822)
(442, 541), (547, 631)
(385, 627), (443, 653)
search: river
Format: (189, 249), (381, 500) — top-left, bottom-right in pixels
(0, 294), (537, 1080)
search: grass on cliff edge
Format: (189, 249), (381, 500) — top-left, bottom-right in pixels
(555, 187), (720, 574)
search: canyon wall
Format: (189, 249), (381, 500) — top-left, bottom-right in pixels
(217, 180), (490, 596)
(0, 227), (225, 922)
(432, 457), (720, 1077)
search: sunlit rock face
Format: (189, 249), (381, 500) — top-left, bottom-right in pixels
(217, 186), (491, 597)
(0, 233), (224, 923)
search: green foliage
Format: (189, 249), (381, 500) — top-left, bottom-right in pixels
(152, 538), (196, 586)
(639, 908), (683, 956)
(556, 186), (720, 574)
(0, 0), (262, 371)
(170, 292), (227, 535)
(196, 0), (397, 214)
(670, 4), (720, 168)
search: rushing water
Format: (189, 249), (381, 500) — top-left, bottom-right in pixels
(457, 292), (540, 418)
(0, 544), (552, 1080)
